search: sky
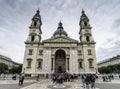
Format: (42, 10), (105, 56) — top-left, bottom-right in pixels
(0, 0), (120, 63)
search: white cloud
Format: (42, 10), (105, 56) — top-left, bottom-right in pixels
(0, 0), (120, 63)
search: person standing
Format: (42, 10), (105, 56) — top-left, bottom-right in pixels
(36, 74), (39, 81)
(19, 73), (24, 85)
(85, 74), (91, 89)
(19, 74), (22, 85)
(21, 74), (24, 85)
(81, 74), (86, 88)
(91, 74), (96, 89)
(108, 75), (111, 82)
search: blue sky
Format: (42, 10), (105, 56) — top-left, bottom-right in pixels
(0, 0), (120, 63)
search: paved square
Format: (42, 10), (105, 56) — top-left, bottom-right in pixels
(21, 79), (99, 89)
(1, 79), (120, 89)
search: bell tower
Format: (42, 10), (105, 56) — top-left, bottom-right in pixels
(79, 9), (95, 44)
(26, 9), (42, 43)
(78, 9), (97, 73)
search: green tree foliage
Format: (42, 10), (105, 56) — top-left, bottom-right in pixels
(9, 64), (22, 74)
(17, 64), (22, 73)
(0, 62), (8, 73)
(98, 63), (120, 74)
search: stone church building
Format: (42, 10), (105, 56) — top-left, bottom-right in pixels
(22, 9), (97, 76)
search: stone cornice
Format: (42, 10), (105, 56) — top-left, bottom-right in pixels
(42, 36), (78, 43)
(80, 41), (96, 45)
(25, 41), (42, 44)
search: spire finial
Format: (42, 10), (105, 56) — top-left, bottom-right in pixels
(37, 8), (40, 14)
(82, 9), (85, 14)
(59, 20), (62, 27)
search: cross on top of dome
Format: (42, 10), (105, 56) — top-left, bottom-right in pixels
(58, 21), (63, 27)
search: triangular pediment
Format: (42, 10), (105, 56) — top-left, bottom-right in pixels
(43, 36), (78, 43)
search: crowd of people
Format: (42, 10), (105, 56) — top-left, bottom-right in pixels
(51, 73), (97, 89)
(81, 74), (97, 89)
(2, 71), (120, 89)
(102, 75), (114, 82)
(16, 72), (119, 88)
(51, 73), (77, 84)
(1, 72), (119, 89)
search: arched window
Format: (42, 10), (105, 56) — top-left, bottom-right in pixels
(78, 59), (83, 68)
(86, 36), (90, 42)
(28, 61), (31, 67)
(79, 61), (82, 68)
(37, 59), (42, 69)
(31, 36), (35, 42)
(88, 59), (93, 68)
(27, 59), (33, 68)
(34, 21), (37, 26)
(38, 61), (42, 68)
(84, 22), (87, 26)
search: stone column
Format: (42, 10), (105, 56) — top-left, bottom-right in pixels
(51, 58), (53, 72)
(66, 56), (69, 73)
(66, 58), (68, 72)
(67, 58), (69, 71)
(53, 58), (55, 73)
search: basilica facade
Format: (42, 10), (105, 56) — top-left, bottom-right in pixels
(22, 9), (97, 76)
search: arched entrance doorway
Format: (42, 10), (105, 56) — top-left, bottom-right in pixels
(55, 49), (66, 73)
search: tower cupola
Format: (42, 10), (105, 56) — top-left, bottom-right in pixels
(30, 9), (42, 28)
(79, 9), (95, 43)
(79, 9), (91, 30)
(26, 9), (42, 43)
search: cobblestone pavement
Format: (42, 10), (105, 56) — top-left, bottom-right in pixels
(0, 82), (35, 89)
(96, 79), (120, 89)
(21, 79), (99, 89)
(96, 83), (120, 89)
(0, 79), (120, 89)
(96, 79), (120, 84)
(0, 79), (36, 84)
(0, 79), (36, 89)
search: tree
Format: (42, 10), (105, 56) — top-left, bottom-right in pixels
(17, 64), (22, 73)
(107, 65), (114, 73)
(98, 66), (109, 74)
(0, 62), (8, 73)
(98, 63), (120, 74)
(9, 66), (18, 74)
(9, 64), (22, 74)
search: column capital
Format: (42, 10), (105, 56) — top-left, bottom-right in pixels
(51, 54), (55, 58)
(66, 55), (70, 59)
